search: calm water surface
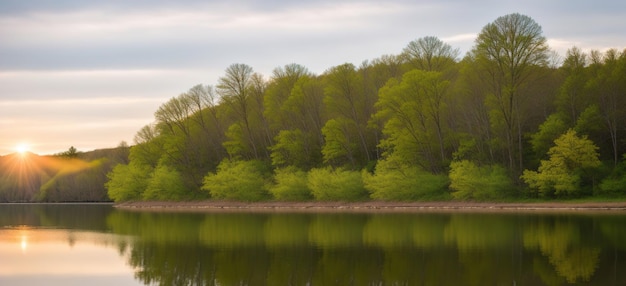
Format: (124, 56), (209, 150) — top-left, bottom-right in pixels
(1, 204), (625, 285)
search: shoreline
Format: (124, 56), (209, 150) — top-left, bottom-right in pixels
(114, 201), (626, 213)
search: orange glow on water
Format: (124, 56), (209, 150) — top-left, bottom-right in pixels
(0, 228), (134, 277)
(20, 235), (27, 253)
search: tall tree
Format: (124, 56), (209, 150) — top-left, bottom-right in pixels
(375, 69), (451, 172)
(264, 63), (312, 132)
(217, 63), (260, 159)
(323, 63), (376, 166)
(473, 13), (550, 173)
(402, 36), (460, 72)
(269, 75), (326, 168)
(585, 49), (626, 165)
(185, 84), (227, 162)
(556, 47), (590, 123)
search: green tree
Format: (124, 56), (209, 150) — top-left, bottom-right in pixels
(218, 63), (262, 159)
(556, 47), (591, 123)
(449, 160), (512, 200)
(264, 63), (312, 132)
(598, 154), (626, 196)
(530, 113), (568, 160)
(323, 63), (376, 165)
(106, 162), (152, 202)
(401, 36), (459, 72)
(202, 159), (271, 201)
(363, 156), (449, 201)
(269, 167), (312, 201)
(307, 167), (367, 201)
(185, 84), (227, 163)
(585, 49), (626, 165)
(522, 129), (601, 197)
(269, 129), (311, 169)
(321, 118), (358, 166)
(287, 75), (326, 140)
(375, 69), (451, 172)
(473, 13), (550, 172)
(142, 164), (188, 201)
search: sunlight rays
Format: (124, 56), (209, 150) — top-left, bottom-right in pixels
(14, 143), (30, 155)
(0, 153), (103, 201)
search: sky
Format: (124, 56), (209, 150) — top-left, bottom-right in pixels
(1, 0), (625, 156)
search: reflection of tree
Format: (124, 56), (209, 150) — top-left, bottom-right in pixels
(444, 214), (516, 251)
(523, 218), (600, 283)
(308, 214), (367, 248)
(266, 247), (319, 285)
(599, 216), (626, 251)
(199, 213), (267, 247)
(103, 210), (625, 285)
(314, 248), (384, 285)
(128, 242), (216, 285)
(263, 214), (311, 247)
(363, 215), (415, 247)
(362, 214), (449, 249)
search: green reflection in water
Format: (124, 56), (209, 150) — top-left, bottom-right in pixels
(103, 210), (626, 286)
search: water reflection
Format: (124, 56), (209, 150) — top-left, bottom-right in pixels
(1, 205), (626, 285)
(0, 227), (136, 285)
(106, 211), (626, 286)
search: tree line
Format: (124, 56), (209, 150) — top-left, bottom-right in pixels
(106, 13), (626, 202)
(0, 145), (128, 202)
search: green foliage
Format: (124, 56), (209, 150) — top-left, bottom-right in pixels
(142, 164), (188, 201)
(531, 114), (568, 159)
(269, 129), (307, 168)
(449, 160), (512, 200)
(573, 105), (603, 134)
(598, 155), (626, 196)
(223, 123), (248, 159)
(307, 167), (367, 201)
(375, 69), (451, 172)
(321, 118), (357, 166)
(363, 157), (449, 201)
(522, 129), (601, 197)
(474, 13), (550, 172)
(106, 162), (152, 202)
(87, 14), (626, 203)
(202, 160), (271, 201)
(269, 167), (312, 201)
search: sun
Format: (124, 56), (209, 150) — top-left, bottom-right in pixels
(15, 143), (31, 155)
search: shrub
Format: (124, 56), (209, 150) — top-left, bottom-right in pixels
(106, 162), (152, 202)
(307, 167), (367, 201)
(521, 129), (601, 197)
(202, 160), (270, 201)
(142, 164), (188, 201)
(598, 154), (626, 197)
(363, 158), (449, 201)
(269, 167), (312, 201)
(449, 160), (512, 200)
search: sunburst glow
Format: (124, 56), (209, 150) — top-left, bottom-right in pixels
(15, 143), (30, 154)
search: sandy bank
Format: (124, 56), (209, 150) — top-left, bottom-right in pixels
(114, 201), (626, 213)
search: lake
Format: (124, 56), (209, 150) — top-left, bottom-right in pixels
(1, 204), (625, 285)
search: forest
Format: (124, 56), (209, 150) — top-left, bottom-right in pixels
(2, 13), (625, 202)
(0, 145), (128, 202)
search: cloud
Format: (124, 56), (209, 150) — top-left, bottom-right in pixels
(0, 69), (210, 99)
(2, 0), (626, 155)
(0, 1), (410, 72)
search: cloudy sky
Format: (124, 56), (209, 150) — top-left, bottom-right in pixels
(1, 0), (625, 155)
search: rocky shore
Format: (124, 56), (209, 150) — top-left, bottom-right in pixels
(115, 201), (626, 212)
